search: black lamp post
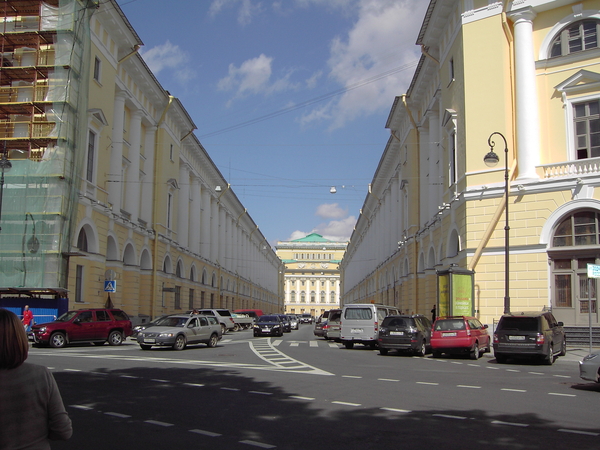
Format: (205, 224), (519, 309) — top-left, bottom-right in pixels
(0, 148), (12, 233)
(484, 132), (510, 315)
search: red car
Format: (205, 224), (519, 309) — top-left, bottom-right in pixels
(30, 308), (132, 348)
(431, 316), (490, 360)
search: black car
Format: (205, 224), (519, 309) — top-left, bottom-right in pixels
(493, 311), (566, 364)
(300, 313), (313, 324)
(378, 314), (432, 356)
(253, 315), (284, 337)
(276, 314), (292, 332)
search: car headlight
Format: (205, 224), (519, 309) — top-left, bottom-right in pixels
(582, 354), (598, 362)
(159, 333), (174, 338)
(253, 324), (259, 328)
(38, 326), (47, 333)
(273, 324), (281, 328)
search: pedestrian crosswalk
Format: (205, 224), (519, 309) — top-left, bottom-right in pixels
(222, 338), (341, 348)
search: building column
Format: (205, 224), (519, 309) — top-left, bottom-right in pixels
(210, 197), (219, 263)
(108, 92), (127, 212)
(140, 126), (156, 225)
(177, 163), (190, 248)
(125, 110), (143, 222)
(509, 8), (540, 180)
(201, 186), (211, 258)
(190, 177), (201, 254)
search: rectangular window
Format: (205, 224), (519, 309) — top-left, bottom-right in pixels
(449, 131), (457, 186)
(75, 265), (84, 303)
(93, 56), (101, 82)
(189, 289), (194, 310)
(174, 286), (181, 309)
(555, 274), (572, 307)
(574, 100), (600, 159)
(86, 130), (96, 182)
(167, 193), (173, 229)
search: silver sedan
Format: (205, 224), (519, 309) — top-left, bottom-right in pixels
(137, 315), (222, 350)
(579, 352), (600, 383)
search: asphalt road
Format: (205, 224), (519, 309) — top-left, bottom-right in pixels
(26, 324), (600, 450)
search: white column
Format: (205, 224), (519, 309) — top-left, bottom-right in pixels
(509, 8), (540, 180)
(210, 197), (219, 263)
(428, 113), (440, 216)
(218, 206), (226, 266)
(125, 110), (142, 221)
(201, 186), (211, 257)
(140, 126), (156, 225)
(190, 177), (201, 254)
(108, 92), (126, 212)
(177, 163), (190, 248)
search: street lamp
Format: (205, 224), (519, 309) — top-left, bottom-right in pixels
(484, 132), (510, 314)
(0, 149), (12, 233)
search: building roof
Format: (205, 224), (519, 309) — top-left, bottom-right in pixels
(291, 233), (330, 243)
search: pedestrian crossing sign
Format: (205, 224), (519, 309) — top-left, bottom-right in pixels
(104, 280), (117, 292)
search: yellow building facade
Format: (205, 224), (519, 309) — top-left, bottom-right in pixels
(0, 0), (282, 321)
(276, 233), (347, 318)
(340, 0), (600, 329)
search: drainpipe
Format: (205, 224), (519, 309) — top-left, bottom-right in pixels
(118, 45), (141, 64)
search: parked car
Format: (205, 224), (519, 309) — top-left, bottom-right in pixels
(233, 309), (264, 321)
(231, 313), (254, 330)
(314, 320), (329, 338)
(195, 309), (236, 333)
(300, 313), (314, 324)
(493, 311), (566, 364)
(277, 314), (292, 332)
(131, 314), (170, 339)
(378, 314), (432, 356)
(287, 314), (299, 330)
(431, 316), (490, 359)
(253, 315), (284, 337)
(340, 303), (400, 349)
(30, 308), (132, 348)
(325, 309), (342, 341)
(579, 352), (600, 383)
(137, 314), (221, 350)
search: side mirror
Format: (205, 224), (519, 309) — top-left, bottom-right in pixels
(557, 321), (564, 327)
(73, 318), (81, 325)
(483, 324), (489, 329)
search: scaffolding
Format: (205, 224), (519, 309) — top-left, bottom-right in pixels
(0, 0), (95, 289)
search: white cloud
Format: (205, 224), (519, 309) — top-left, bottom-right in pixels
(209, 0), (262, 25)
(140, 41), (194, 84)
(301, 0), (426, 129)
(316, 203), (347, 220)
(314, 216), (356, 241)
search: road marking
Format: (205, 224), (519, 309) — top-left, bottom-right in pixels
(548, 392), (576, 397)
(486, 367), (499, 370)
(451, 362), (463, 365)
(239, 440), (276, 449)
(342, 375), (362, 379)
(332, 401), (361, 407)
(145, 420), (174, 427)
(221, 387), (240, 391)
(249, 340), (334, 375)
(467, 364), (480, 367)
(553, 375), (571, 378)
(501, 388), (526, 393)
(416, 382), (439, 386)
(558, 429), (600, 436)
(506, 369), (520, 372)
(378, 378), (399, 382)
(271, 340), (282, 346)
(457, 385), (481, 389)
(289, 342), (299, 347)
(249, 391), (273, 395)
(189, 429), (222, 437)
(104, 412), (131, 418)
(289, 395), (315, 401)
(328, 343), (339, 348)
(151, 379), (169, 383)
(491, 420), (528, 427)
(64, 368), (81, 372)
(69, 404), (93, 410)
(381, 407), (411, 413)
(184, 383), (205, 387)
(433, 414), (466, 420)
(120, 375), (138, 378)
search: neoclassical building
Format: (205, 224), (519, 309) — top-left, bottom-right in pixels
(340, 0), (600, 329)
(276, 233), (347, 317)
(0, 0), (282, 321)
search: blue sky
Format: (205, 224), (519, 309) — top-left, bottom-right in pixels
(118, 0), (429, 246)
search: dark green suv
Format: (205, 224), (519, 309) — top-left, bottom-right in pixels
(493, 311), (566, 365)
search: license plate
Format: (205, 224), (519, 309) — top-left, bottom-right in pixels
(442, 332), (457, 337)
(351, 328), (363, 334)
(390, 331), (404, 335)
(144, 338), (156, 343)
(508, 335), (526, 341)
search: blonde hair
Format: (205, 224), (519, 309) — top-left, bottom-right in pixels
(0, 308), (29, 370)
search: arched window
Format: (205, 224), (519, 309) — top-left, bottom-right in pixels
(76, 228), (88, 252)
(320, 291), (325, 303)
(550, 20), (600, 58)
(290, 291), (296, 303)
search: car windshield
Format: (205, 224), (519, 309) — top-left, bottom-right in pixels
(56, 311), (80, 322)
(435, 319), (466, 331)
(154, 317), (188, 327)
(258, 315), (279, 322)
(499, 317), (538, 331)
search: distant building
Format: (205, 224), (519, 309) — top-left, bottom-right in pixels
(276, 233), (347, 317)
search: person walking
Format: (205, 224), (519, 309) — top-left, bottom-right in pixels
(22, 305), (33, 332)
(0, 308), (72, 449)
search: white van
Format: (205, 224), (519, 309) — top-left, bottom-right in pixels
(340, 303), (399, 349)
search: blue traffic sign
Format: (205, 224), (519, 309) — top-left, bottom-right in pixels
(104, 280), (117, 292)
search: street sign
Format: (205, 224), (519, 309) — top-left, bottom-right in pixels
(587, 264), (600, 279)
(104, 280), (117, 293)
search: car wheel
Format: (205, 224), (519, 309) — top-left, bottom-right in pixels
(379, 347), (389, 356)
(233, 324), (240, 332)
(173, 334), (187, 351)
(559, 338), (567, 356)
(221, 324), (227, 335)
(140, 344), (152, 350)
(416, 340), (427, 357)
(544, 345), (554, 365)
(344, 342), (354, 349)
(470, 342), (480, 360)
(495, 354), (507, 364)
(108, 330), (123, 346)
(207, 333), (219, 348)
(49, 332), (67, 348)
(279, 329), (284, 337)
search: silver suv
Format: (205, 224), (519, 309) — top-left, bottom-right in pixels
(195, 309), (236, 333)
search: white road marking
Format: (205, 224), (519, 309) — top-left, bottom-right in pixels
(289, 395), (315, 401)
(457, 385), (481, 389)
(64, 368), (81, 372)
(145, 420), (174, 427)
(528, 372), (544, 375)
(433, 414), (466, 420)
(332, 401), (361, 407)
(501, 388), (526, 393)
(69, 404), (93, 410)
(189, 429), (222, 437)
(558, 429), (600, 436)
(548, 392), (576, 397)
(491, 420), (528, 427)
(342, 375), (362, 379)
(378, 378), (399, 382)
(309, 341), (318, 347)
(239, 439), (276, 449)
(416, 382), (439, 385)
(105, 412), (131, 418)
(249, 391), (273, 395)
(553, 375), (571, 378)
(184, 383), (205, 387)
(221, 387), (240, 391)
(381, 407), (411, 413)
